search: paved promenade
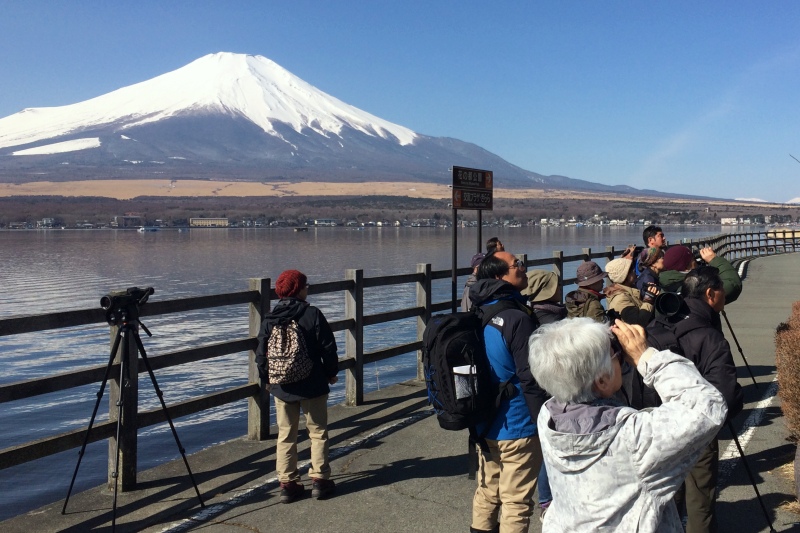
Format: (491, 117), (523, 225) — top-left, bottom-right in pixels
(3, 253), (800, 532)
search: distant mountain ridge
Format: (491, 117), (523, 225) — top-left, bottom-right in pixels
(0, 52), (694, 198)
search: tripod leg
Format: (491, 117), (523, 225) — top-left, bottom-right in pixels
(133, 329), (205, 508)
(721, 310), (759, 390)
(726, 421), (776, 533)
(62, 327), (124, 515)
(110, 328), (130, 532)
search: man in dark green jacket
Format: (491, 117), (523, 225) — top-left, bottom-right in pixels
(659, 246), (742, 303)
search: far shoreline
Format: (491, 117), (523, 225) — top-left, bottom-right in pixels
(0, 179), (788, 208)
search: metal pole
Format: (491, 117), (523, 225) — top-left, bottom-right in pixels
(452, 207), (458, 313)
(477, 210), (483, 253)
(721, 310), (759, 390)
(726, 421), (776, 533)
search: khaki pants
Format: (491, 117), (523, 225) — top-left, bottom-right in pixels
(471, 436), (542, 533)
(274, 394), (331, 483)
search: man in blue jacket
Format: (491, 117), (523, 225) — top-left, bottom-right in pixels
(468, 251), (547, 533)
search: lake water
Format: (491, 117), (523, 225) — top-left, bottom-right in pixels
(0, 224), (738, 519)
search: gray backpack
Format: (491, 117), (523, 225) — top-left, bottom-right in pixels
(267, 319), (313, 384)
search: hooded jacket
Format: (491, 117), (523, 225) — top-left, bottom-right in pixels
(469, 278), (547, 440)
(538, 350), (727, 532)
(670, 296), (744, 418)
(255, 297), (339, 402)
(565, 288), (606, 323)
(461, 273), (478, 312)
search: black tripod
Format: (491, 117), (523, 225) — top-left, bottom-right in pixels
(62, 287), (204, 530)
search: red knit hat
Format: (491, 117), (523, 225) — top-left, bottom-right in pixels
(275, 270), (308, 298)
(662, 246), (694, 272)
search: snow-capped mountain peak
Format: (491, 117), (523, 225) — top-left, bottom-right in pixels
(0, 52), (417, 149)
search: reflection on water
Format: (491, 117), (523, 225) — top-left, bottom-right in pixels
(0, 225), (734, 518)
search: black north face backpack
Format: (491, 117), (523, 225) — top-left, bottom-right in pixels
(422, 299), (526, 477)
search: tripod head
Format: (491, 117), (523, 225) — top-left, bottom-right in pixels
(100, 286), (154, 326)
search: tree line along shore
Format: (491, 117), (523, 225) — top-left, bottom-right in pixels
(1, 191), (798, 229)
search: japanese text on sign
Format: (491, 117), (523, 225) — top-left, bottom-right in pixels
(453, 167), (493, 190)
(452, 166), (493, 210)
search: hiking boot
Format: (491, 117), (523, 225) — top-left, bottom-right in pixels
(279, 481), (304, 503)
(311, 478), (336, 500)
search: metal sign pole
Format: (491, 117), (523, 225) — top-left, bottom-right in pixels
(452, 207), (458, 313)
(477, 211), (483, 253)
(451, 166), (493, 314)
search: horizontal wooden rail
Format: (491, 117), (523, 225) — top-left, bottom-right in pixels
(365, 341), (422, 364)
(0, 383), (258, 469)
(0, 338), (257, 404)
(363, 306), (423, 327)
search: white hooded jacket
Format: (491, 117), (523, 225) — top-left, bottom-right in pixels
(538, 350), (727, 532)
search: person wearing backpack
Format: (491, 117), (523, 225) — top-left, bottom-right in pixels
(467, 251), (548, 533)
(255, 270), (339, 504)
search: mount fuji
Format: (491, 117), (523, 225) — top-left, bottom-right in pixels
(0, 52), (645, 194)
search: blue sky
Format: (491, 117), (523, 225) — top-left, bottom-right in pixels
(2, 1), (800, 202)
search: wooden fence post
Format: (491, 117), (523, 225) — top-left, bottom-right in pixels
(345, 269), (364, 406)
(605, 246), (615, 263)
(552, 251), (564, 302)
(582, 247), (591, 262)
(248, 277), (271, 441)
(416, 263), (432, 381)
(108, 324), (138, 491)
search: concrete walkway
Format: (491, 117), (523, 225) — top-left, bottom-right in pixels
(3, 253), (800, 532)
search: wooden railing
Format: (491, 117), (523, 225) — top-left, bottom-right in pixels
(0, 228), (797, 490)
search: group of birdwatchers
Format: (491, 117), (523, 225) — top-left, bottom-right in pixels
(252, 224), (744, 532)
(460, 228), (742, 533)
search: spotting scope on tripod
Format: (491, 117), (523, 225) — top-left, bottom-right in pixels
(62, 286), (204, 531)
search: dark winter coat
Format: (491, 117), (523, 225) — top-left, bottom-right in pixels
(531, 302), (568, 325)
(255, 297), (339, 402)
(469, 278), (548, 440)
(637, 297), (744, 420)
(635, 267), (661, 297)
(671, 297), (744, 418)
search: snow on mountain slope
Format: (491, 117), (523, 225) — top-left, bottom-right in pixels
(0, 52), (417, 150)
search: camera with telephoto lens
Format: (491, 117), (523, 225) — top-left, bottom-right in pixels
(653, 291), (685, 318)
(100, 286), (154, 325)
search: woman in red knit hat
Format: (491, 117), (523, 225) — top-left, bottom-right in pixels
(255, 270), (340, 503)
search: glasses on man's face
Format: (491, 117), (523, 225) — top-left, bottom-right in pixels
(508, 259), (526, 271)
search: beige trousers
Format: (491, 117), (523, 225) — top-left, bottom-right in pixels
(274, 394), (331, 483)
(471, 435), (542, 533)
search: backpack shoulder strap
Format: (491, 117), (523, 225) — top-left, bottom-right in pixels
(478, 298), (535, 328)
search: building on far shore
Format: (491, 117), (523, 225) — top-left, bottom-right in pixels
(112, 215), (143, 228)
(190, 217), (230, 227)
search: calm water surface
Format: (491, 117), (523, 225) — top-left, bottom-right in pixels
(0, 225), (735, 519)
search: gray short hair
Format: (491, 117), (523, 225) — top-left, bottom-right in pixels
(528, 317), (614, 403)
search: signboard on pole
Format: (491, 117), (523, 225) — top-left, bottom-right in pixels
(452, 166), (493, 210)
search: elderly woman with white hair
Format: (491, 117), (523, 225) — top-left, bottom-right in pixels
(528, 318), (726, 532)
